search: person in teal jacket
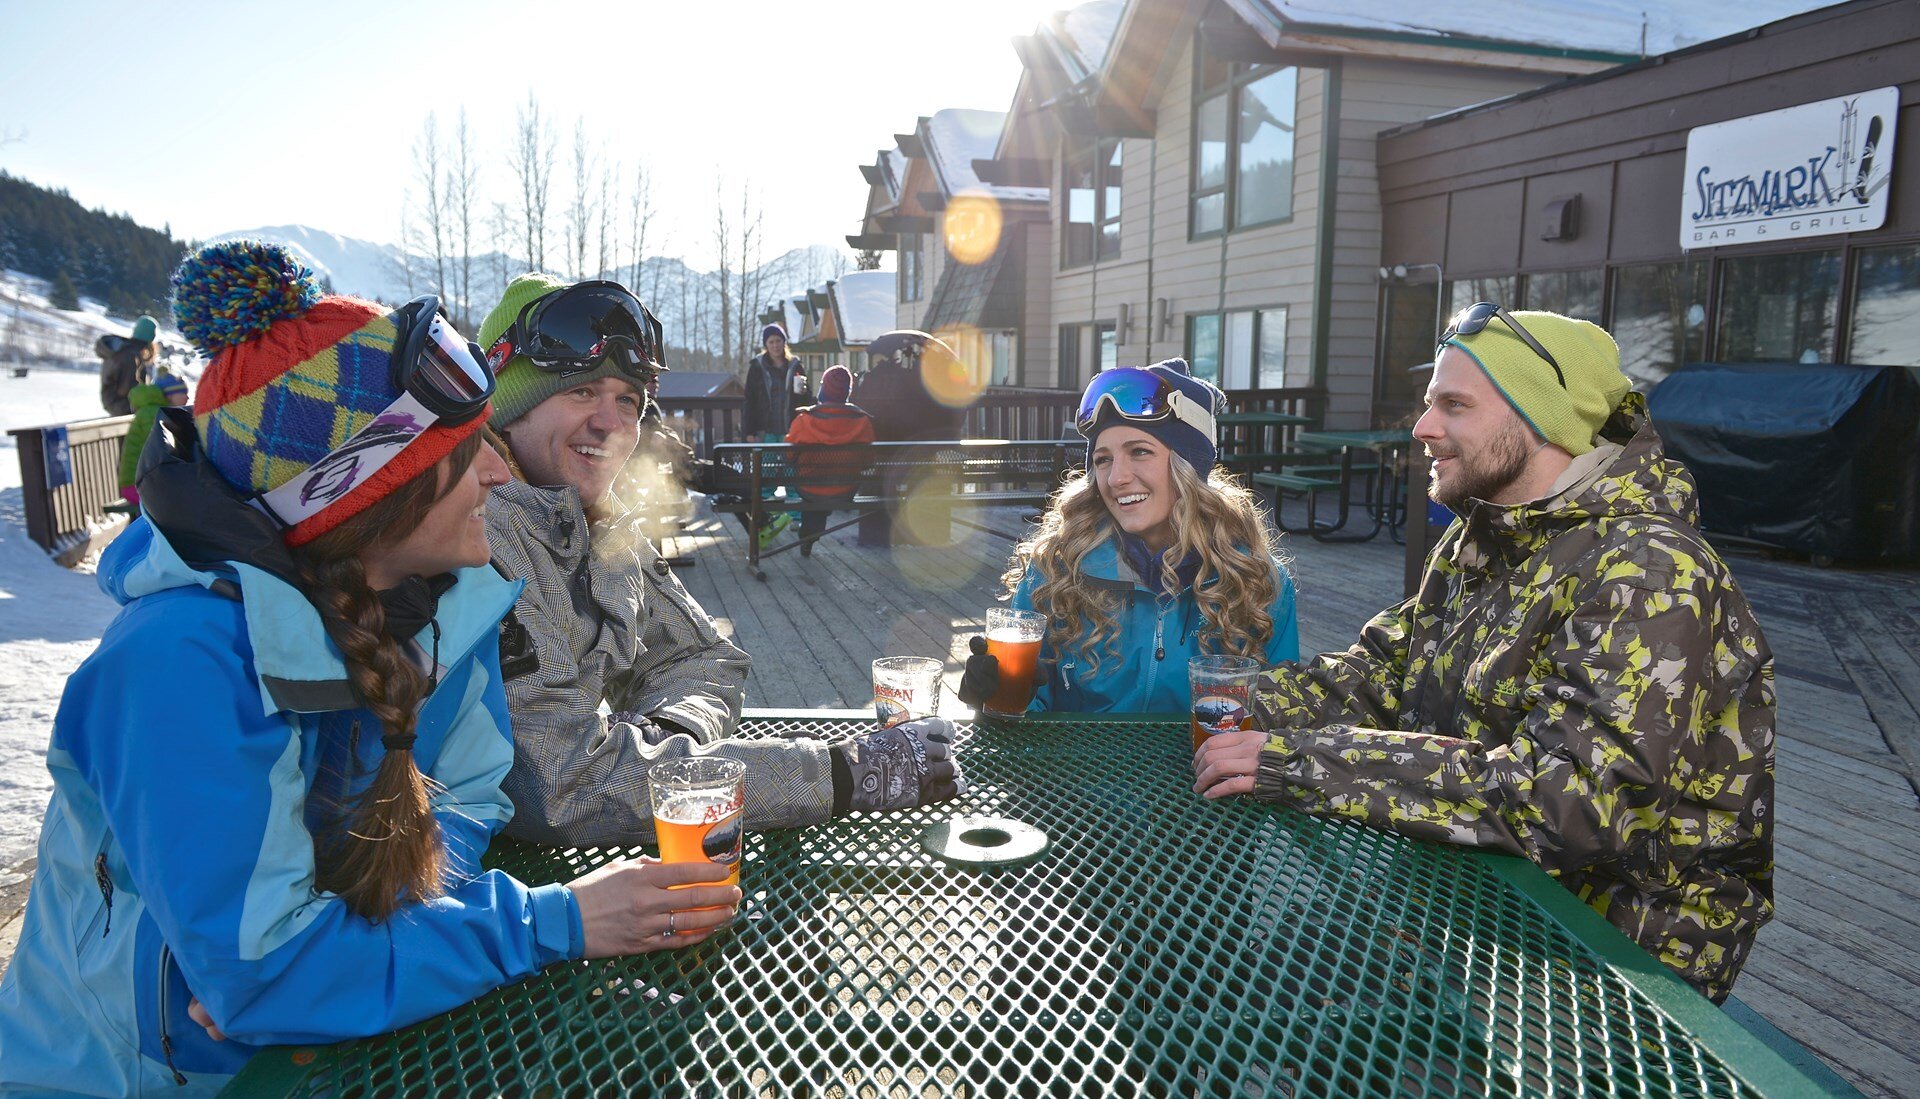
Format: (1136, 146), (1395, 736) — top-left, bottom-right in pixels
(0, 242), (738, 1097)
(116, 371), (188, 507)
(959, 359), (1299, 714)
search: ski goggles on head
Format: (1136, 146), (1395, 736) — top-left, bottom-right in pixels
(249, 297), (493, 530)
(1439, 302), (1566, 389)
(485, 280), (666, 380)
(1074, 367), (1218, 439)
(391, 295), (495, 426)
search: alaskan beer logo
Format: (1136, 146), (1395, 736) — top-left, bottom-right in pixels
(874, 682), (915, 729)
(1194, 692), (1249, 733)
(701, 814), (743, 866)
(1682, 87), (1896, 249)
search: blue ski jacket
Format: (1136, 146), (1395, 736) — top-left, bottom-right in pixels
(0, 518), (583, 1097)
(1010, 538), (1300, 714)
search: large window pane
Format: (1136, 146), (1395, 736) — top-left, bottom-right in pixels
(1097, 323), (1118, 373)
(1193, 93), (1228, 235)
(1064, 146), (1095, 267)
(1223, 311), (1255, 389)
(1610, 261), (1708, 388)
(1257, 307), (1288, 388)
(1850, 245), (1920, 366)
(1188, 314), (1222, 384)
(1521, 269), (1603, 322)
(1448, 277), (1516, 322)
(1235, 67), (1297, 228)
(1716, 251), (1841, 363)
(1377, 281), (1440, 413)
(1099, 140), (1123, 260)
(1058, 324), (1082, 389)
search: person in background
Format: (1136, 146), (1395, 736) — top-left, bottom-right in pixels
(1192, 306), (1775, 1003)
(116, 371), (189, 509)
(959, 359), (1300, 713)
(97, 313), (158, 415)
(784, 365), (875, 558)
(0, 242), (735, 1096)
(477, 275), (962, 852)
(742, 323), (806, 546)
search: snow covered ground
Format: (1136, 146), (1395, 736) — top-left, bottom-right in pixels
(0, 365), (123, 871)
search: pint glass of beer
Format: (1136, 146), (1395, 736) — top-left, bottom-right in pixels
(649, 757), (747, 894)
(982, 607), (1046, 717)
(1189, 655), (1263, 752)
(872, 656), (942, 728)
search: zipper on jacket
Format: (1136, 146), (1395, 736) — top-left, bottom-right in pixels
(157, 944), (189, 1086)
(92, 851), (114, 938)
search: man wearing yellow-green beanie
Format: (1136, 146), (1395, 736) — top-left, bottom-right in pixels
(477, 274), (963, 852)
(1195, 305), (1776, 1005)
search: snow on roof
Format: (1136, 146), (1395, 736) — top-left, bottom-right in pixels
(1047, 0), (1125, 80)
(924, 109), (1050, 204)
(882, 147), (906, 202)
(1252, 0), (1841, 59)
(829, 270), (898, 347)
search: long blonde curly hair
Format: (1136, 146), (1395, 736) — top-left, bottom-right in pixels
(1001, 451), (1285, 677)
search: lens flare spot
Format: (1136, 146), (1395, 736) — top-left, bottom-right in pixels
(924, 323), (988, 409)
(943, 191), (1003, 266)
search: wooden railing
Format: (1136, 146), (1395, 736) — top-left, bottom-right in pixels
(9, 414), (133, 564)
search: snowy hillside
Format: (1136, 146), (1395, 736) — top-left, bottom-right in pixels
(0, 269), (197, 378)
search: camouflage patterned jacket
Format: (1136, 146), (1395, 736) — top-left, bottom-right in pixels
(488, 480), (839, 848)
(1249, 394), (1774, 1002)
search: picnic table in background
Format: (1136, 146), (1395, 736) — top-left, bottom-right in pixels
(1255, 428), (1414, 544)
(1216, 410), (1314, 475)
(222, 711), (1835, 1098)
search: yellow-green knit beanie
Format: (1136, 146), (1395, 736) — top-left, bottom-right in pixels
(1443, 310), (1629, 456)
(479, 273), (639, 426)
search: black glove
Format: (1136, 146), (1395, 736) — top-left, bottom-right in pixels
(832, 717), (964, 813)
(955, 635), (1001, 708)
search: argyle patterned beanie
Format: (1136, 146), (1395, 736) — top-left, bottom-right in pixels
(172, 240), (489, 546)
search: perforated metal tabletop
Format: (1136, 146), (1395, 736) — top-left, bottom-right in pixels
(224, 713), (1833, 1097)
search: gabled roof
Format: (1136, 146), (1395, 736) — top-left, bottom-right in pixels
(921, 109), (1049, 205)
(921, 224), (1027, 334)
(656, 371), (743, 399)
(828, 270), (897, 348)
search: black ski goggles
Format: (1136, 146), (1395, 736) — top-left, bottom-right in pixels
(1439, 302), (1565, 389)
(485, 280), (666, 380)
(391, 295), (495, 426)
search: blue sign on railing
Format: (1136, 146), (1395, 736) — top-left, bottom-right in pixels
(41, 426), (72, 489)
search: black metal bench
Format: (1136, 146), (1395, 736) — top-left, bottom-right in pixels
(708, 439), (1082, 578)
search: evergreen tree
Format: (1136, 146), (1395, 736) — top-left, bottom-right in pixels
(49, 271), (80, 310)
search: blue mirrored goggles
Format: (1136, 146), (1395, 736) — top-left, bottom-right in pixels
(1074, 367), (1217, 438)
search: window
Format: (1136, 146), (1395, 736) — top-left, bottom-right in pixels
(1716, 250), (1841, 363)
(1063, 138), (1123, 267)
(1520, 269), (1603, 322)
(1849, 245), (1920, 366)
(899, 234), (922, 302)
(1058, 324), (1083, 389)
(1376, 280), (1440, 414)
(1448, 277), (1517, 320)
(1609, 261), (1708, 388)
(1191, 38), (1297, 238)
(1187, 307), (1286, 389)
(988, 331), (1019, 386)
(1096, 323), (1118, 374)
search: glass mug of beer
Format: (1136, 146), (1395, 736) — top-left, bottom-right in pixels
(981, 608), (1046, 717)
(872, 656), (943, 728)
(1189, 655), (1263, 752)
(649, 757), (747, 896)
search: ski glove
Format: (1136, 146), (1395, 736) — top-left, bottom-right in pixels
(955, 636), (1001, 707)
(832, 717), (964, 813)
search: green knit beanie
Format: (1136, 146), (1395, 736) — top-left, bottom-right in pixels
(478, 272), (641, 426)
(130, 315), (158, 343)
(1444, 310), (1629, 456)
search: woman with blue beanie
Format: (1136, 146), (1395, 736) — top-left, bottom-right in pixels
(959, 359), (1300, 713)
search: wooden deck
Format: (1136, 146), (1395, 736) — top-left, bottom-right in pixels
(667, 496), (1920, 1098)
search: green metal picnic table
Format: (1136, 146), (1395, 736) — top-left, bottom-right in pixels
(1290, 429), (1415, 543)
(222, 712), (1836, 1097)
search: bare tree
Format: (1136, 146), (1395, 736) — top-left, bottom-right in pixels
(411, 112), (449, 301)
(450, 108), (479, 328)
(508, 93), (555, 272)
(627, 162), (655, 300)
(734, 183), (765, 369)
(856, 248), (883, 271)
(712, 178), (733, 365)
(596, 158), (616, 282)
(487, 201), (515, 300)
(566, 118), (595, 278)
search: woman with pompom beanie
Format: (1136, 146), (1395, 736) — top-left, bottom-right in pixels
(0, 242), (739, 1096)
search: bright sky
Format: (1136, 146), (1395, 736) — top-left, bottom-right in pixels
(0, 0), (1060, 265)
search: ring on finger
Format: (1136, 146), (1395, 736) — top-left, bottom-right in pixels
(667, 910), (677, 937)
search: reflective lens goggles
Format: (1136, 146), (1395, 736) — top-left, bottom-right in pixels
(393, 295), (495, 426)
(1439, 302), (1566, 389)
(1074, 367), (1218, 439)
(485, 280), (666, 380)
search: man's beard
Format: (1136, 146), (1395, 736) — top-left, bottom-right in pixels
(1429, 419), (1535, 512)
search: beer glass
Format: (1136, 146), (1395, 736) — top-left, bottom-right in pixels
(982, 607), (1046, 717)
(649, 757), (746, 892)
(1189, 655), (1263, 752)
(872, 656), (942, 728)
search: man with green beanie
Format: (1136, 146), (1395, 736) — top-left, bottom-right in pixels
(1194, 305), (1775, 1004)
(95, 314), (158, 415)
(478, 274), (964, 850)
